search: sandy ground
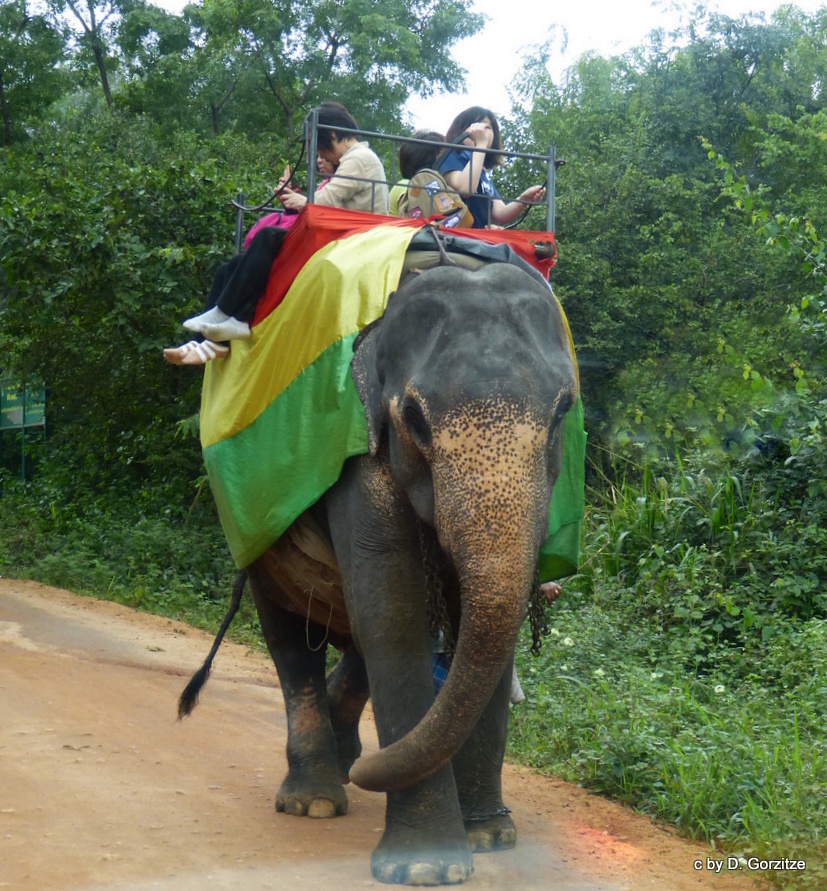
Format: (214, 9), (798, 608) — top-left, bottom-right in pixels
(0, 577), (763, 890)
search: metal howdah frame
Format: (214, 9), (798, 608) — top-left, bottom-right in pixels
(231, 113), (562, 251)
(302, 110), (561, 233)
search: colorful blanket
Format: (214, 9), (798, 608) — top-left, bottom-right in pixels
(201, 204), (585, 580)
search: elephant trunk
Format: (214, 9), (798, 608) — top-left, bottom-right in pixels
(348, 405), (550, 794)
(348, 555), (534, 794)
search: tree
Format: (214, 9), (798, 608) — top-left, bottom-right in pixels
(116, 0), (191, 77)
(0, 111), (282, 504)
(509, 8), (827, 449)
(160, 0), (484, 137)
(5, 0), (483, 139)
(113, 0), (198, 125)
(47, 0), (122, 107)
(0, 0), (67, 144)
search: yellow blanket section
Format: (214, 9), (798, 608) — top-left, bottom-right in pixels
(200, 224), (419, 449)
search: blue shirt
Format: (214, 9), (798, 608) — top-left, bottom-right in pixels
(436, 148), (500, 228)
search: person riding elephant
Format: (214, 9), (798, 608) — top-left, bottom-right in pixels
(165, 102), (389, 364)
(436, 106), (546, 229)
(180, 255), (580, 886)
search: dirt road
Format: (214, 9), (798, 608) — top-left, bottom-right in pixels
(0, 578), (759, 890)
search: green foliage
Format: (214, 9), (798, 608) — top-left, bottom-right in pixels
(0, 110), (283, 507)
(6, 0), (482, 138)
(46, 0), (122, 107)
(0, 479), (262, 645)
(511, 7), (825, 450)
(511, 603), (827, 888)
(587, 440), (825, 652)
(510, 133), (827, 884)
(114, 0), (483, 137)
(511, 420), (827, 888)
(0, 0), (68, 145)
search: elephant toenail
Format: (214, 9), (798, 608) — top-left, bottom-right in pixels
(307, 798), (337, 818)
(407, 862), (441, 885)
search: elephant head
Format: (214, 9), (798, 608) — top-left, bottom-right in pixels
(348, 261), (577, 793)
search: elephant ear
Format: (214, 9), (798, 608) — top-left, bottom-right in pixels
(351, 318), (385, 456)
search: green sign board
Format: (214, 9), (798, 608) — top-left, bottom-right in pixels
(0, 381), (46, 430)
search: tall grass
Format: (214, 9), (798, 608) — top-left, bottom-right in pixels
(0, 483), (263, 647)
(511, 446), (827, 890)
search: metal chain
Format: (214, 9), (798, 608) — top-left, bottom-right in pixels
(464, 805), (512, 822)
(528, 568), (549, 656)
(419, 522), (550, 660)
(418, 521), (455, 661)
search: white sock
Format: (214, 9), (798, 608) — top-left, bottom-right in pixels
(201, 316), (251, 342)
(183, 306), (230, 332)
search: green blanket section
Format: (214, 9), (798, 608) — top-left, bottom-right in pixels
(541, 396), (586, 581)
(203, 333), (368, 568)
(204, 354), (585, 580)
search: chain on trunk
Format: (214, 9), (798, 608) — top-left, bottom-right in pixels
(418, 521), (455, 661)
(528, 568), (550, 656)
(419, 522), (552, 659)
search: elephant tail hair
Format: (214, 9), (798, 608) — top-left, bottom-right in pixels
(177, 569), (247, 720)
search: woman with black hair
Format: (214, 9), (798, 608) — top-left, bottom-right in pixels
(436, 106), (546, 229)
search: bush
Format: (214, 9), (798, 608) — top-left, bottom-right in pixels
(0, 479), (262, 645)
(0, 111), (287, 506)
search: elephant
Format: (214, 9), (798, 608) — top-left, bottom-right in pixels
(180, 258), (578, 885)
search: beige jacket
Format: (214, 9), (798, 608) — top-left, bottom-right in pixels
(315, 142), (389, 215)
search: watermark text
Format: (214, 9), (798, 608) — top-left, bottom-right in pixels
(693, 856), (806, 873)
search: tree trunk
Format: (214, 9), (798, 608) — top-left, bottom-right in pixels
(0, 70), (11, 145)
(92, 39), (113, 108)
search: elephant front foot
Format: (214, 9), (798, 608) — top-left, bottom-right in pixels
(465, 812), (516, 853)
(275, 771), (348, 818)
(371, 827), (473, 886)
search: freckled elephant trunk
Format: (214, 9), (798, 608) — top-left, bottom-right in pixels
(348, 386), (555, 794)
(348, 544), (537, 794)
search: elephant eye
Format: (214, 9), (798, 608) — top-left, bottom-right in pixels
(402, 401), (432, 448)
(554, 391), (575, 425)
(548, 391), (574, 449)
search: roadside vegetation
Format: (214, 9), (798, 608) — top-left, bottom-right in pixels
(512, 429), (827, 889)
(1, 3), (825, 888)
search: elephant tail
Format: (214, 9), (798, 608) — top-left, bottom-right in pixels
(177, 569), (247, 720)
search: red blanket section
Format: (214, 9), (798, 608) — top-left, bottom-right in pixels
(251, 204), (557, 327)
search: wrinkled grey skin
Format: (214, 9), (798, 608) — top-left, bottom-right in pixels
(244, 262), (577, 885)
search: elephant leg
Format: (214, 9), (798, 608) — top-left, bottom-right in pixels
(326, 643), (369, 782)
(246, 564), (348, 819)
(452, 656), (516, 853)
(365, 639), (473, 885)
(326, 468), (473, 885)
(372, 778), (473, 885)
